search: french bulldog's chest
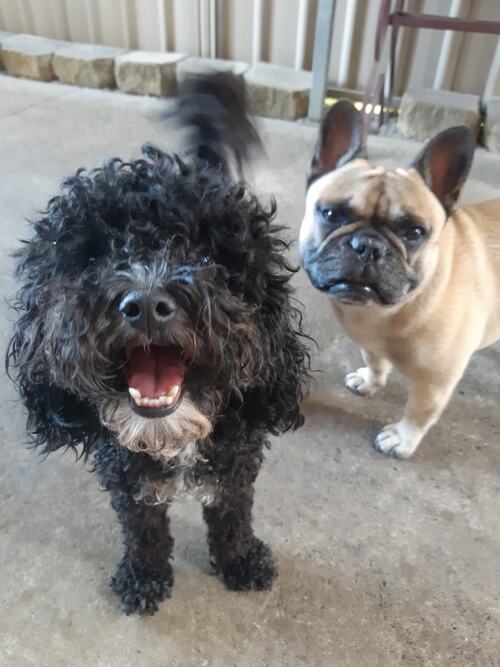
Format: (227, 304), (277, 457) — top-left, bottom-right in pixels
(333, 302), (394, 352)
(333, 301), (427, 371)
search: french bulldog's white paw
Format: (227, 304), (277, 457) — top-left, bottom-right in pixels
(345, 367), (380, 397)
(374, 421), (422, 459)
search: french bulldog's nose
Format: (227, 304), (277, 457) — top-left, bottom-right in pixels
(350, 234), (382, 262)
(119, 288), (177, 333)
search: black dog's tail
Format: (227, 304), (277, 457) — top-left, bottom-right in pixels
(174, 72), (262, 176)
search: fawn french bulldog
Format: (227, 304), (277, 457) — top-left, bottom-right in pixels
(300, 100), (500, 458)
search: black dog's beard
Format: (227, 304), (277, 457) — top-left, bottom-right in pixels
(101, 393), (212, 458)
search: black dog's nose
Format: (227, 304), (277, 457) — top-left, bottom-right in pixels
(119, 289), (176, 333)
(350, 234), (383, 262)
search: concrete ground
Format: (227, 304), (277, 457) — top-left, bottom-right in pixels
(0, 75), (499, 667)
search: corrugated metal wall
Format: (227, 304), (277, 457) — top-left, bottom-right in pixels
(0, 0), (499, 98)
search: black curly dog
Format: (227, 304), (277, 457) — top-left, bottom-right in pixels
(7, 73), (310, 615)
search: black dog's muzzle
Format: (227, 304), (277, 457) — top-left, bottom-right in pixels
(119, 288), (177, 339)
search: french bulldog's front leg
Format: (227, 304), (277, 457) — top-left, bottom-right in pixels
(375, 372), (461, 459)
(345, 349), (392, 397)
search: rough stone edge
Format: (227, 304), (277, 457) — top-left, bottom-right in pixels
(114, 51), (187, 97)
(483, 98), (500, 153)
(176, 56), (249, 82)
(0, 32), (13, 70)
(397, 88), (482, 142)
(1, 34), (62, 82)
(52, 45), (127, 89)
(244, 63), (312, 120)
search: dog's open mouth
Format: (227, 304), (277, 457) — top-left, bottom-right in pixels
(325, 280), (382, 304)
(126, 344), (186, 418)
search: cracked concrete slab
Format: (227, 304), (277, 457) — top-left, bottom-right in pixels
(0, 74), (77, 121)
(0, 76), (499, 667)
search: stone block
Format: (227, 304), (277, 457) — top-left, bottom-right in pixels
(398, 88), (480, 141)
(0, 31), (13, 70)
(53, 43), (126, 88)
(1, 34), (61, 81)
(177, 56), (249, 83)
(483, 97), (500, 152)
(244, 63), (311, 120)
(115, 51), (186, 96)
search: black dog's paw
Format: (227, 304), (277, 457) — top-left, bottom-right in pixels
(218, 539), (278, 592)
(111, 559), (174, 615)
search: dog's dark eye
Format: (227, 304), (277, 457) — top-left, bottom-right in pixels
(322, 207), (336, 222)
(320, 206), (350, 228)
(400, 225), (426, 242)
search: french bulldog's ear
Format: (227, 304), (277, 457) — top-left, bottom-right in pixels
(411, 126), (475, 213)
(308, 100), (365, 187)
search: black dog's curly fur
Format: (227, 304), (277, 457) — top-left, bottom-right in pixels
(7, 74), (309, 615)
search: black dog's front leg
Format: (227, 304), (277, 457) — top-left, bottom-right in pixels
(110, 489), (174, 615)
(94, 442), (174, 615)
(203, 473), (277, 592)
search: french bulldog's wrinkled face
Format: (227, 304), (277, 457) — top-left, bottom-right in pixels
(300, 100), (473, 307)
(300, 159), (445, 305)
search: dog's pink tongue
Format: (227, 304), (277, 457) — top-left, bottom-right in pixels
(127, 345), (185, 398)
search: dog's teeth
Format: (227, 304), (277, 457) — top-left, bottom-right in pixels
(129, 387), (142, 401)
(129, 388), (179, 409)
